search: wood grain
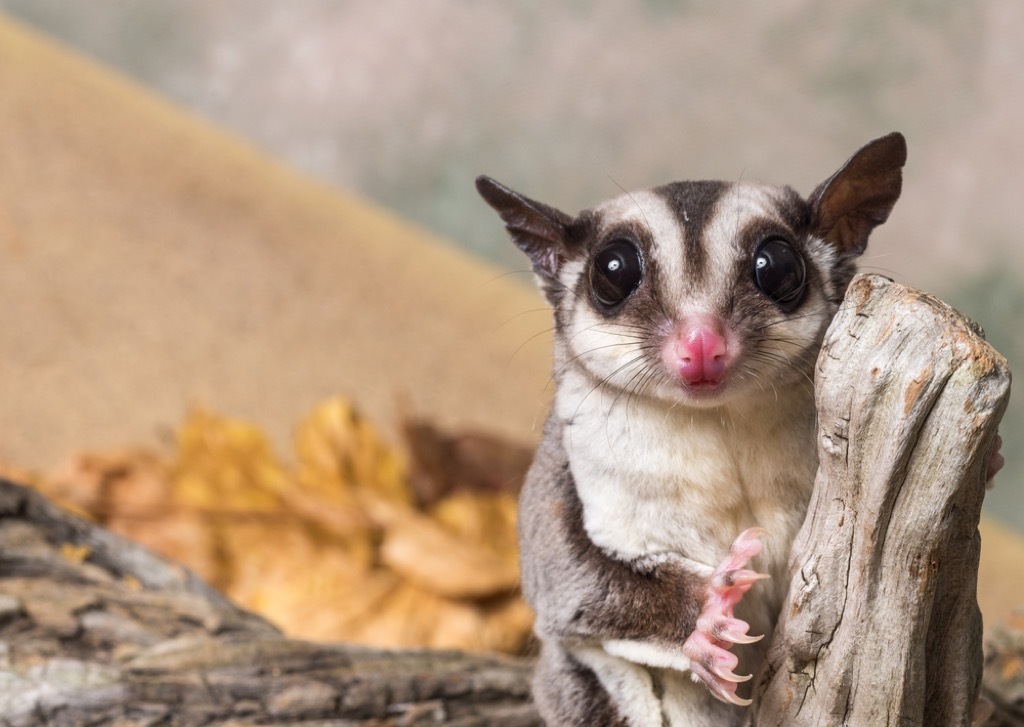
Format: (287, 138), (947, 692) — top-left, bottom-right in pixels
(749, 274), (1011, 726)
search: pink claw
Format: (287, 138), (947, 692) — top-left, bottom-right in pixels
(683, 527), (769, 707)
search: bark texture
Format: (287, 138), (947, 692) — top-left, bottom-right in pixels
(0, 478), (538, 726)
(748, 274), (1011, 726)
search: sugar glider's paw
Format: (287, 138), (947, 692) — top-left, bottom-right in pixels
(682, 527), (769, 707)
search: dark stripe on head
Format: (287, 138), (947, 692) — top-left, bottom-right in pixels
(654, 180), (731, 286)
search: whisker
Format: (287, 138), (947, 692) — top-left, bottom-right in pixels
(469, 267), (537, 293)
(572, 352), (652, 426)
(508, 325), (557, 370)
(493, 307), (557, 331)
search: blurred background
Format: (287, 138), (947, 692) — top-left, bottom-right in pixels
(0, 2), (1020, 525)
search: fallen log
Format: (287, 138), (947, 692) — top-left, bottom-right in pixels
(0, 479), (538, 726)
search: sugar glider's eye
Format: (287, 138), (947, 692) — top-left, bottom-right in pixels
(591, 239), (643, 309)
(753, 238), (806, 312)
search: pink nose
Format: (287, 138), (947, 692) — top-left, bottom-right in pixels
(673, 318), (729, 386)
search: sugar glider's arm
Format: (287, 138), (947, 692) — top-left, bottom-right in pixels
(518, 418), (767, 705)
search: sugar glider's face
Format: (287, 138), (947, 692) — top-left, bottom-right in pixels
(476, 132), (907, 408)
(551, 181), (846, 406)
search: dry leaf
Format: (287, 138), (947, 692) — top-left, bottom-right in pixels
(173, 409), (288, 512)
(404, 420), (532, 507)
(294, 398), (409, 506)
(380, 507), (519, 599)
(430, 491), (519, 572)
(18, 397), (534, 654)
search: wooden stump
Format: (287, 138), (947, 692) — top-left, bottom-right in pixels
(748, 274), (1011, 726)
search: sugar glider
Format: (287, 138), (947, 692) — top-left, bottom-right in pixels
(476, 133), (907, 726)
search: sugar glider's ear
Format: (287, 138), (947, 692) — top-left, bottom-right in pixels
(476, 175), (575, 303)
(809, 132), (907, 256)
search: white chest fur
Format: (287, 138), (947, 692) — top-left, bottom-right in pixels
(555, 367), (816, 581)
